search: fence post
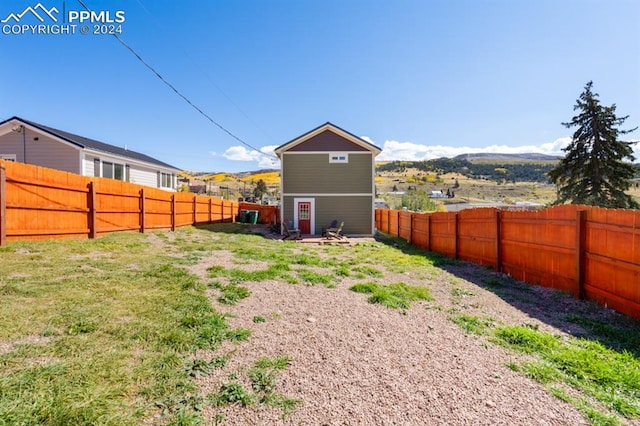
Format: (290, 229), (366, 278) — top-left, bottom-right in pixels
(171, 194), (176, 231)
(495, 209), (502, 272)
(0, 164), (6, 246)
(426, 214), (431, 252)
(193, 196), (197, 225)
(454, 212), (459, 259)
(576, 209), (586, 299)
(208, 198), (212, 224)
(232, 202), (236, 223)
(88, 181), (97, 239)
(140, 189), (146, 233)
(408, 213), (414, 244)
(386, 210), (390, 234)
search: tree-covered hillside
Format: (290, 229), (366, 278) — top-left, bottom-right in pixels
(376, 159), (556, 183)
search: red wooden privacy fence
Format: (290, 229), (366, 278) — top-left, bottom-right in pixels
(2, 161), (636, 320)
(0, 161), (277, 244)
(237, 202), (279, 225)
(376, 206), (640, 321)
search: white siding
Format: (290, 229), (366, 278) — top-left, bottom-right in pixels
(83, 155), (96, 176)
(129, 164), (158, 188)
(86, 152), (176, 191)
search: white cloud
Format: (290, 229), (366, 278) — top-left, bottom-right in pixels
(631, 139), (640, 160)
(223, 145), (280, 168)
(222, 138), (640, 170)
(223, 146), (261, 161)
(373, 137), (575, 162)
(371, 137), (640, 162)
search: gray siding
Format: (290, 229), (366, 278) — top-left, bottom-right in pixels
(283, 195), (374, 235)
(0, 133), (22, 160)
(282, 153), (373, 194)
(0, 129), (79, 173)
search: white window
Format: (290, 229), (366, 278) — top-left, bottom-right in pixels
(160, 172), (174, 189)
(0, 154), (16, 162)
(329, 153), (348, 163)
(99, 160), (126, 181)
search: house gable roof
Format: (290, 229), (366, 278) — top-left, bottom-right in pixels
(0, 116), (180, 171)
(274, 122), (382, 157)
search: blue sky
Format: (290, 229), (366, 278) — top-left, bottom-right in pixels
(1, 0), (639, 172)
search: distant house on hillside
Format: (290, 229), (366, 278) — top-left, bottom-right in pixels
(0, 116), (180, 190)
(274, 122), (382, 236)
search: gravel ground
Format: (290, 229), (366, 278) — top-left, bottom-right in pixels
(188, 237), (599, 425)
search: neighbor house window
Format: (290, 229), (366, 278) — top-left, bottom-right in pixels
(160, 172), (174, 189)
(329, 153), (348, 163)
(98, 160), (126, 181)
(0, 154), (16, 162)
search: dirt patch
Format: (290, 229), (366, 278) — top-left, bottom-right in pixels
(186, 251), (270, 281)
(0, 335), (55, 357)
(197, 271), (589, 425)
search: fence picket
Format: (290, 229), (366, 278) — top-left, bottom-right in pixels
(495, 209), (502, 272)
(576, 209), (586, 299)
(140, 189), (146, 233)
(171, 195), (176, 231)
(88, 181), (96, 239)
(0, 164), (5, 246)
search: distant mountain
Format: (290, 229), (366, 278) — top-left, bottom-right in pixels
(454, 153), (561, 161)
(377, 157), (556, 183)
(235, 169), (279, 178)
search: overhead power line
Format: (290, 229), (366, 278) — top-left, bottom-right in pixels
(133, 0), (278, 147)
(76, 0), (278, 160)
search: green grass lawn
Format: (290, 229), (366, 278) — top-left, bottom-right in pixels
(0, 232), (251, 425)
(449, 311), (640, 425)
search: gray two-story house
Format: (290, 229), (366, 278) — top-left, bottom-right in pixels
(274, 122), (382, 236)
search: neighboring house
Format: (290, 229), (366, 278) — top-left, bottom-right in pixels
(178, 177), (207, 194)
(0, 116), (180, 190)
(274, 122), (382, 236)
(374, 198), (390, 209)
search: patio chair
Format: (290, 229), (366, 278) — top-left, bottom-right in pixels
(325, 221), (345, 240)
(282, 220), (301, 240)
(322, 220), (338, 237)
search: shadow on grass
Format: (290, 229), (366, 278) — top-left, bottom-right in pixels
(194, 222), (278, 237)
(375, 232), (640, 360)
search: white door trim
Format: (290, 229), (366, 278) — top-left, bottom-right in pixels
(293, 197), (315, 235)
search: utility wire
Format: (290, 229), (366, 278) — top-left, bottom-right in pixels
(76, 0), (278, 160)
(133, 0), (278, 147)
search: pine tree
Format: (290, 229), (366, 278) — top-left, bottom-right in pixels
(253, 179), (268, 199)
(549, 81), (639, 209)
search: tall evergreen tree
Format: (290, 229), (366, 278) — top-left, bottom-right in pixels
(549, 81), (639, 209)
(253, 179), (268, 199)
